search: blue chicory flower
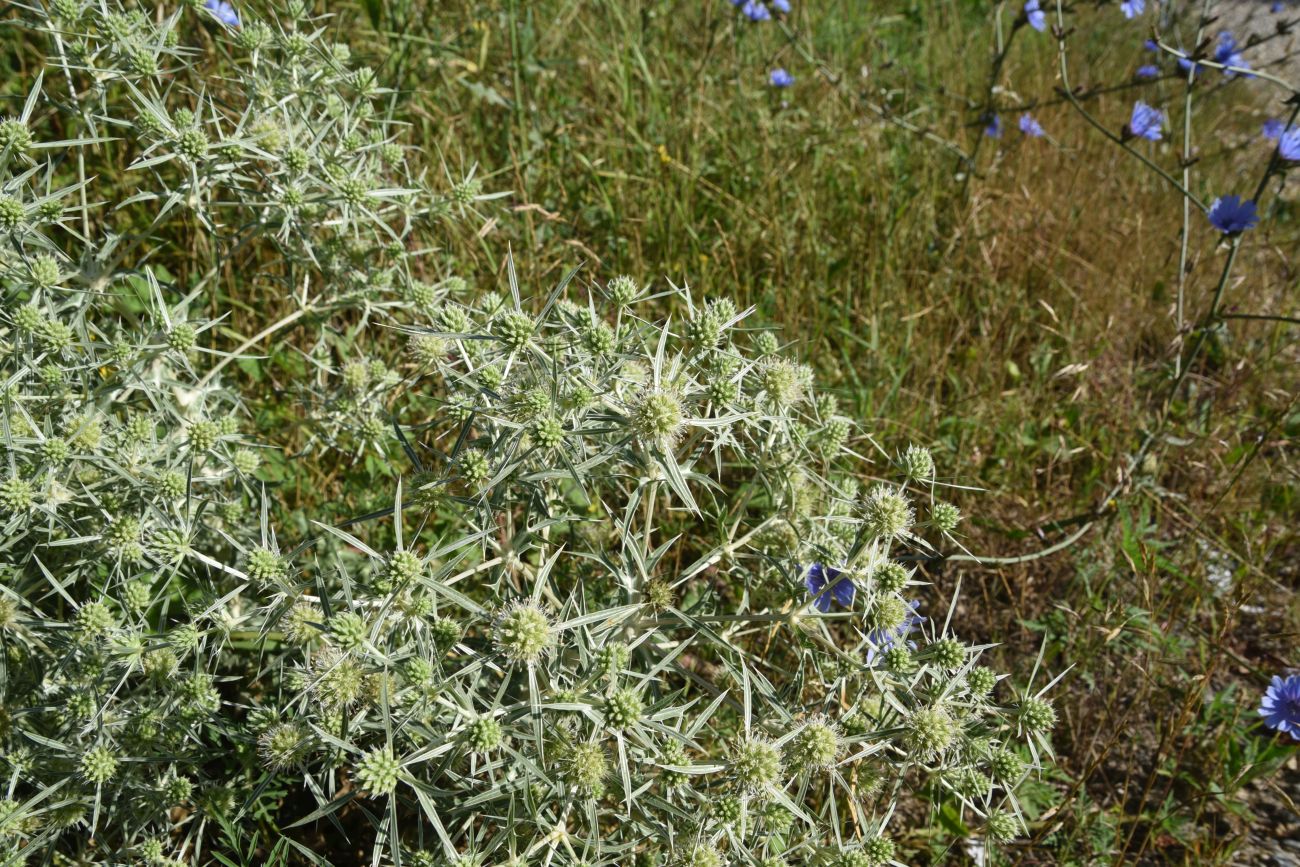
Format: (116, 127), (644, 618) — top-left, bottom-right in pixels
(1214, 31), (1251, 77)
(1024, 0), (1047, 31)
(805, 563), (855, 613)
(742, 0), (771, 21)
(769, 67), (795, 88)
(1272, 1), (1285, 13)
(1263, 118), (1287, 139)
(865, 600), (925, 665)
(1121, 0), (1145, 18)
(1128, 100), (1164, 140)
(1260, 674), (1300, 740)
(1143, 38), (1159, 52)
(205, 0), (239, 26)
(772, 0), (792, 13)
(1279, 127), (1300, 161)
(1136, 64), (1160, 79)
(1019, 113), (1045, 137)
(983, 113), (1004, 138)
(1207, 195), (1259, 233)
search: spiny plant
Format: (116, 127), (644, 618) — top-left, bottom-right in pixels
(0, 2), (1061, 866)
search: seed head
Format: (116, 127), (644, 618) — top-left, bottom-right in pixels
(259, 722), (308, 769)
(629, 389), (685, 449)
(493, 601), (555, 665)
(563, 741), (607, 796)
(730, 736), (783, 794)
(354, 747), (400, 796)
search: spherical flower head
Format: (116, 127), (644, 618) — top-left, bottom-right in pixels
(0, 195), (25, 231)
(931, 501), (962, 533)
(77, 600), (117, 638)
(884, 645), (915, 673)
(928, 638), (966, 670)
(761, 358), (807, 407)
(81, 744), (119, 785)
(752, 330), (780, 356)
(255, 722), (306, 769)
(466, 716), (504, 752)
(1207, 195), (1260, 234)
(687, 306), (724, 348)
(861, 485), (913, 539)
(712, 793), (743, 826)
(29, 254), (60, 288)
(1023, 0), (1046, 31)
(596, 641), (630, 676)
(162, 774), (194, 805)
(730, 736), (783, 793)
(865, 594), (908, 633)
(786, 717), (841, 772)
(0, 119), (32, 154)
(805, 563), (855, 613)
(683, 845), (721, 867)
(990, 748), (1025, 781)
(386, 550), (424, 587)
(459, 447), (491, 488)
(494, 310), (535, 350)
(1127, 100), (1164, 141)
(583, 319), (617, 354)
(564, 741), (608, 795)
(430, 615), (463, 651)
(1020, 697), (1057, 734)
(1259, 674), (1300, 740)
(530, 415), (565, 451)
(607, 275), (640, 307)
(246, 545), (286, 586)
(985, 809), (1021, 844)
(494, 601), (555, 665)
(900, 444), (935, 481)
(355, 747), (400, 796)
(187, 420), (220, 453)
(330, 611), (369, 652)
(629, 389), (686, 449)
(605, 687), (644, 729)
(0, 477), (34, 513)
(283, 601), (322, 645)
(1018, 113), (1045, 138)
(872, 561), (911, 593)
(904, 705), (957, 758)
(967, 665), (998, 697)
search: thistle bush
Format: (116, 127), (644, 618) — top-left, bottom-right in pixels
(0, 0), (1061, 864)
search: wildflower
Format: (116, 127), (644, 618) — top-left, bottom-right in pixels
(772, 0), (791, 12)
(354, 747), (401, 796)
(983, 113), (1003, 138)
(985, 810), (1021, 843)
(1120, 0), (1144, 17)
(1143, 38), (1158, 52)
(1177, 57), (1204, 77)
(1206, 195), (1259, 234)
(769, 68), (795, 88)
(786, 717), (841, 772)
(1023, 0), (1046, 31)
(730, 736), (783, 793)
(204, 0), (239, 26)
(1126, 100), (1164, 141)
(742, 0), (770, 21)
(1263, 118), (1289, 139)
(1213, 31), (1251, 77)
(805, 563), (855, 612)
(1259, 674), (1300, 740)
(865, 599), (924, 664)
(1018, 113), (1045, 138)
(1278, 127), (1300, 161)
(1136, 64), (1159, 79)
(1272, 1), (1285, 12)
(493, 601), (555, 665)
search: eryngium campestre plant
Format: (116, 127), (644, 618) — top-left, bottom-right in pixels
(0, 4), (1056, 867)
